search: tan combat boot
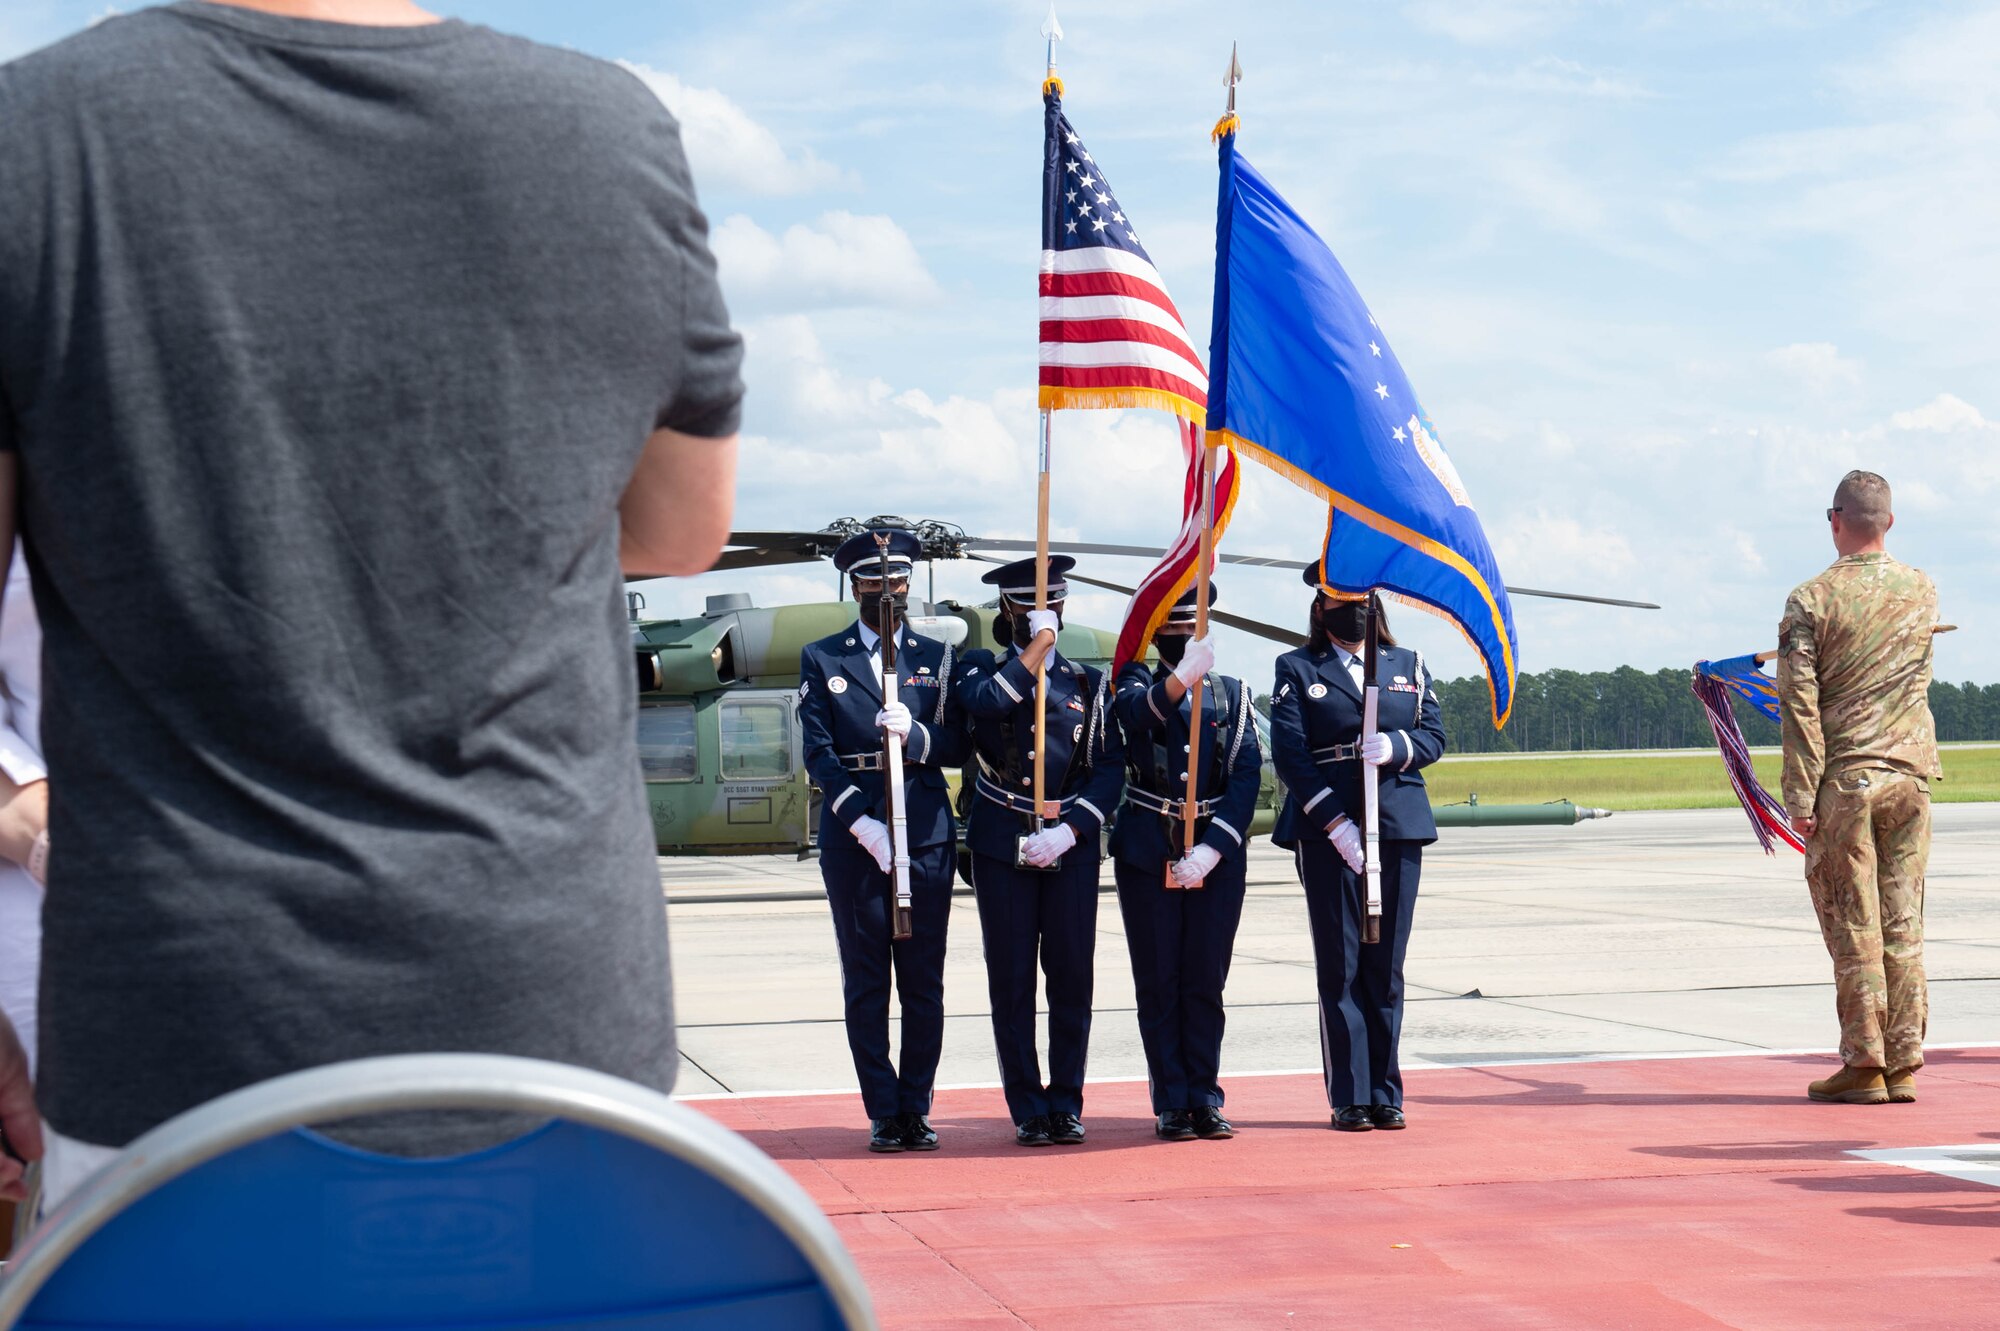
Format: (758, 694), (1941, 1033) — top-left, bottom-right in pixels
(1885, 1067), (1917, 1103)
(1808, 1065), (1888, 1104)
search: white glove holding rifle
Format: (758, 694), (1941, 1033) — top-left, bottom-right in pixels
(875, 701), (912, 745)
(850, 815), (893, 874)
(1360, 733), (1394, 766)
(1170, 635), (1215, 689)
(1021, 822), (1077, 867)
(1328, 816), (1364, 873)
(1170, 843), (1222, 887)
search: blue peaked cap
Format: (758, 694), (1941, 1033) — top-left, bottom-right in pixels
(834, 529), (922, 577)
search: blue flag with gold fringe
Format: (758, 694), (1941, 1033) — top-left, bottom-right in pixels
(1205, 124), (1519, 727)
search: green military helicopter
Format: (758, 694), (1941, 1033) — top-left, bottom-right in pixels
(631, 516), (1657, 855)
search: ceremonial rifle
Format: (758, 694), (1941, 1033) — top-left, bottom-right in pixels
(1361, 594), (1383, 945)
(874, 533), (915, 941)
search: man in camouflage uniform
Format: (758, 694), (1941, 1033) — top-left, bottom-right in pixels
(1777, 470), (1941, 1106)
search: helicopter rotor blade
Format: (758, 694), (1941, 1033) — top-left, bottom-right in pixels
(961, 536), (1178, 561)
(963, 538), (1658, 608)
(705, 547), (829, 573)
(968, 554), (1303, 649)
(1061, 569), (1302, 648)
(721, 523), (1661, 609)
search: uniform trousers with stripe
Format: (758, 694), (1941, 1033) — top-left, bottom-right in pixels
(1293, 835), (1423, 1109)
(821, 837), (955, 1120)
(969, 849), (1099, 1124)
(1113, 854), (1246, 1114)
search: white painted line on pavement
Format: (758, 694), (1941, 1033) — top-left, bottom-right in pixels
(673, 1040), (2000, 1101)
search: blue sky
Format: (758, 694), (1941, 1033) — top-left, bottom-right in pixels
(8, 1), (1996, 704)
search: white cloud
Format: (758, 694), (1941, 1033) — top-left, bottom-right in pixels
(712, 212), (941, 311)
(619, 62), (850, 196)
(1890, 393), (1988, 433)
(1765, 342), (1862, 392)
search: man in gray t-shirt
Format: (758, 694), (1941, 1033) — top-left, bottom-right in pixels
(0, 1), (743, 1154)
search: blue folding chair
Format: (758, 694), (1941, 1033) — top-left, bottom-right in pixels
(0, 1054), (877, 1329)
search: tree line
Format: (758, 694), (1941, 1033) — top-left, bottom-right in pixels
(1423, 667), (2000, 754)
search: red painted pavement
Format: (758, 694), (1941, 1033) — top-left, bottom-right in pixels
(693, 1049), (2000, 1330)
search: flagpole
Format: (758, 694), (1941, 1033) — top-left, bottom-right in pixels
(1169, 46), (1240, 890)
(1033, 408), (1053, 827)
(1172, 427), (1218, 889)
(1031, 4), (1063, 834)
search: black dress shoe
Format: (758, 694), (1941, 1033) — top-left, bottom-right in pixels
(1190, 1107), (1236, 1139)
(1015, 1115), (1052, 1147)
(1369, 1104), (1407, 1130)
(1331, 1105), (1374, 1132)
(869, 1117), (907, 1152)
(901, 1112), (939, 1151)
(1047, 1111), (1087, 1145)
(1155, 1109), (1197, 1141)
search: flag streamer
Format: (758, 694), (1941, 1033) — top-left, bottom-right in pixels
(1692, 659), (1804, 855)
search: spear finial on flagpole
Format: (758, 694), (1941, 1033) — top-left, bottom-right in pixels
(1041, 4), (1064, 94)
(1212, 41), (1242, 141)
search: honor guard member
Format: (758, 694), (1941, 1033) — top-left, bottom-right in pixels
(1270, 565), (1446, 1133)
(799, 529), (969, 1153)
(1109, 583), (1263, 1142)
(955, 555), (1124, 1147)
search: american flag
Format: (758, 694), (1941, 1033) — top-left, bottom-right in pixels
(1039, 89), (1207, 422)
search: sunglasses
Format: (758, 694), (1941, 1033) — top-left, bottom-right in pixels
(1825, 506), (1843, 521)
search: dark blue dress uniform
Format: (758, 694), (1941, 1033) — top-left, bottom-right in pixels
(1270, 611), (1447, 1115)
(1110, 647), (1262, 1119)
(799, 534), (969, 1134)
(955, 560), (1124, 1132)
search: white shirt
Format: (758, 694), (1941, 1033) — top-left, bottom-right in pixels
(1331, 644), (1365, 694)
(856, 619), (882, 682)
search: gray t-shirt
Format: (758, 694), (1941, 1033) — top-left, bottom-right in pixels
(0, 3), (743, 1146)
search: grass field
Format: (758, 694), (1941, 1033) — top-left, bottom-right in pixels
(1426, 743), (2000, 811)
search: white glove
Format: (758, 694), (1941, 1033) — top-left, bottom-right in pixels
(1170, 843), (1223, 887)
(1026, 609), (1061, 644)
(1328, 817), (1364, 873)
(851, 815), (893, 874)
(1361, 732), (1394, 766)
(875, 701), (912, 743)
(1021, 822), (1079, 867)
(1170, 635), (1216, 688)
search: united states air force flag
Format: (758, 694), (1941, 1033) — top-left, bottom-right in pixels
(1205, 125), (1520, 727)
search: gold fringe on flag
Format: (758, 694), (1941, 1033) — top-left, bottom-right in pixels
(1039, 385), (1207, 426)
(1043, 75), (1065, 96)
(1210, 112), (1240, 143)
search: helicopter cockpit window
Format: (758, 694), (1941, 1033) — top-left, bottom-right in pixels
(719, 698), (792, 781)
(636, 702), (698, 782)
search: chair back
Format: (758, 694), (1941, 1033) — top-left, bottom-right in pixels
(0, 1054), (875, 1330)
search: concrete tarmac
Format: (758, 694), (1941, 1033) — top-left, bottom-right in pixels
(661, 805), (2000, 1102)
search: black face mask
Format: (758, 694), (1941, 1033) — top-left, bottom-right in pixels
(1320, 602), (1370, 643)
(858, 589), (909, 632)
(1154, 632), (1190, 667)
(1002, 607), (1062, 648)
